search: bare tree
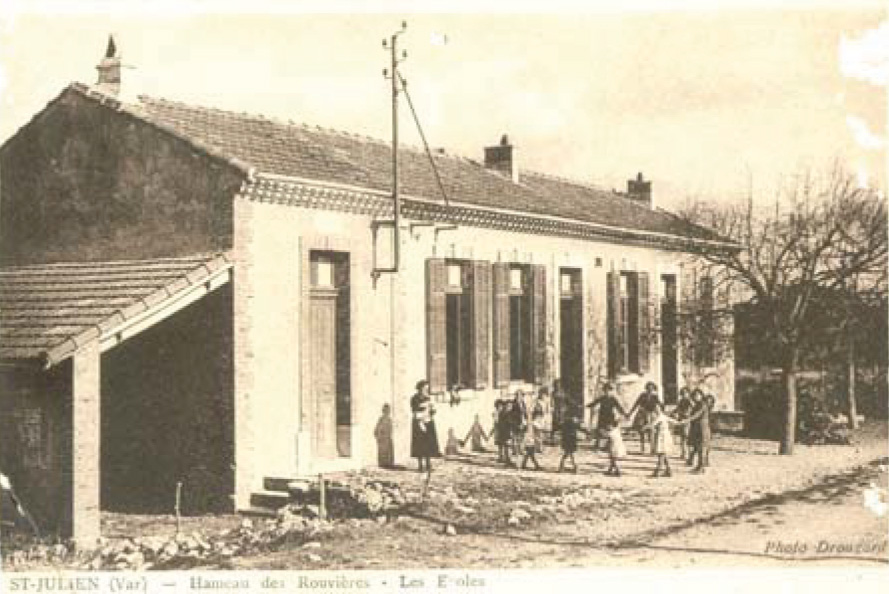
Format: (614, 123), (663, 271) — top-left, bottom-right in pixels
(680, 166), (887, 454)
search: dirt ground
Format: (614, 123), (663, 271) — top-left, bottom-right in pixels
(222, 422), (888, 569)
(5, 423), (886, 570)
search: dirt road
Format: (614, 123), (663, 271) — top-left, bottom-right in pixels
(604, 459), (888, 566)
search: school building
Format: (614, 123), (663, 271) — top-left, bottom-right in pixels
(0, 43), (740, 544)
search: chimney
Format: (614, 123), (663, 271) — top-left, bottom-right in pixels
(627, 172), (652, 208)
(95, 35), (121, 96)
(484, 134), (518, 183)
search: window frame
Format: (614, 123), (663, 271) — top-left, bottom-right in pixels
(444, 259), (473, 389)
(620, 272), (641, 374)
(507, 264), (534, 383)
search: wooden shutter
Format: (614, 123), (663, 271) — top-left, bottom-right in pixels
(636, 271), (651, 374)
(492, 263), (511, 387)
(469, 260), (491, 389)
(426, 258), (447, 393)
(606, 271), (623, 378)
(530, 264), (548, 384)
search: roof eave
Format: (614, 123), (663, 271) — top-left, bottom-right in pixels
(9, 252), (235, 370)
(246, 172), (744, 253)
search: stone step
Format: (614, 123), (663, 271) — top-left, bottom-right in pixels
(239, 506), (277, 519)
(263, 477), (294, 493)
(249, 490), (290, 510)
(264, 474), (355, 494)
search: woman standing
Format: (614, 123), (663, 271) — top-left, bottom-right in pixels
(410, 380), (441, 473)
(628, 382), (663, 454)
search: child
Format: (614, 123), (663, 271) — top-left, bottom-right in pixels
(701, 393), (716, 469)
(685, 389), (712, 473)
(628, 381), (663, 454)
(673, 387), (694, 459)
(604, 417), (627, 477)
(551, 379), (565, 445)
(521, 406), (545, 471)
(645, 407), (684, 478)
(558, 408), (587, 473)
(588, 382), (627, 451)
(494, 399), (516, 467)
(534, 388), (551, 452)
(511, 391), (528, 457)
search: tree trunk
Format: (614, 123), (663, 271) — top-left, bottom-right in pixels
(779, 348), (799, 455)
(847, 339), (859, 430)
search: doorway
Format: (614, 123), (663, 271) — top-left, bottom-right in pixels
(661, 274), (678, 404)
(308, 251), (351, 459)
(559, 269), (583, 409)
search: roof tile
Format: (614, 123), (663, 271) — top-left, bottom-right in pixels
(0, 253), (231, 362)
(65, 84), (724, 244)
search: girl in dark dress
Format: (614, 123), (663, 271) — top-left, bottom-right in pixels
(493, 399), (516, 467)
(510, 391), (529, 457)
(587, 382), (627, 451)
(628, 382), (663, 454)
(685, 388), (712, 473)
(558, 408), (587, 473)
(550, 379), (565, 445)
(410, 380), (441, 472)
(673, 387), (694, 459)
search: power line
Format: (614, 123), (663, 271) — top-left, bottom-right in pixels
(398, 72), (451, 208)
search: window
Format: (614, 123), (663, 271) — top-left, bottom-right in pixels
(426, 259), (491, 393)
(508, 265), (532, 381)
(445, 261), (472, 388)
(607, 271), (650, 377)
(559, 269), (584, 403)
(660, 275), (678, 404)
(493, 263), (547, 386)
(620, 273), (638, 373)
(697, 275), (716, 367)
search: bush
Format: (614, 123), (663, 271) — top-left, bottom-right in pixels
(797, 389), (851, 445)
(738, 372), (852, 444)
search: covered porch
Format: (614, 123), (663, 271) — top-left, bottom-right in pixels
(0, 253), (234, 545)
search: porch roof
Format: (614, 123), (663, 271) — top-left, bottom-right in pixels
(0, 253), (233, 367)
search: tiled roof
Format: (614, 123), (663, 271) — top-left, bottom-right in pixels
(62, 83), (728, 246)
(0, 253), (232, 364)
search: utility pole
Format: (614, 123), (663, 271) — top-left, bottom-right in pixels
(375, 21), (408, 278)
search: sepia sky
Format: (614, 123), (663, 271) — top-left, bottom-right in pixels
(0, 1), (885, 209)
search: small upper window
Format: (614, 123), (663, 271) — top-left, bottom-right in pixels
(509, 267), (524, 293)
(311, 255), (334, 288)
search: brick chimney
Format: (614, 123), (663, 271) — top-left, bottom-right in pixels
(627, 172), (652, 208)
(484, 134), (518, 183)
(95, 35), (121, 96)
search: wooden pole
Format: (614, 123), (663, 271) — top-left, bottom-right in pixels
(318, 474), (327, 521)
(174, 481), (182, 536)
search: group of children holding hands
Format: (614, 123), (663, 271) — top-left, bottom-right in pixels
(485, 381), (716, 478)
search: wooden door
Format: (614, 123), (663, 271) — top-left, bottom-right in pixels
(560, 297), (583, 406)
(309, 291), (339, 460)
(661, 275), (678, 404)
